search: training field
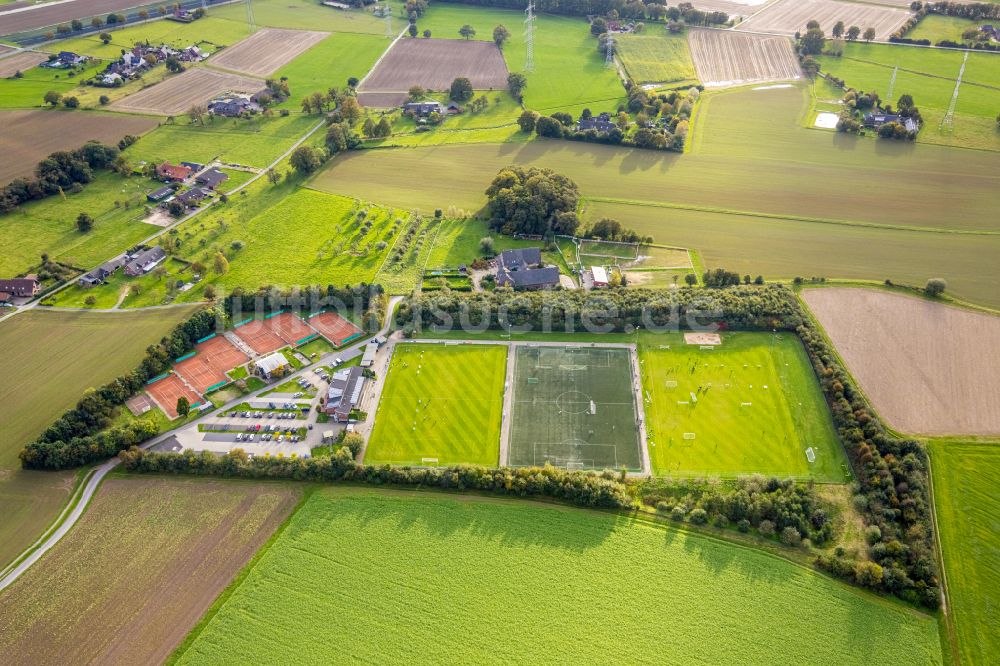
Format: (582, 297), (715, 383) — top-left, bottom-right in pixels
(208, 28), (329, 77)
(0, 110), (157, 185)
(361, 38), (508, 92)
(639, 331), (846, 480)
(929, 439), (1000, 665)
(616, 32), (698, 86)
(803, 288), (1000, 436)
(688, 29), (801, 88)
(366, 344), (507, 467)
(509, 345), (642, 471)
(306, 311), (362, 346)
(0, 307), (199, 569)
(0, 477), (300, 666)
(146, 374), (202, 419)
(174, 336), (248, 394)
(111, 68), (264, 116)
(736, 0), (911, 41)
(172, 488), (942, 664)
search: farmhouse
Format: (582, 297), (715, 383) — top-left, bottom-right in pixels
(323, 366), (367, 421)
(254, 351), (290, 379)
(0, 275), (40, 298)
(494, 248), (561, 290)
(175, 187), (211, 208)
(147, 186), (174, 203)
(43, 51), (87, 69)
(157, 162), (193, 182)
(577, 112), (615, 133)
(863, 113), (919, 133)
(195, 168), (229, 190)
(78, 253), (129, 287)
(403, 101), (444, 117)
(124, 247), (167, 276)
(208, 94), (260, 117)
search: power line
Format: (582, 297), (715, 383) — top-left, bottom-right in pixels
(940, 51), (968, 133)
(886, 65), (897, 102)
(524, 0), (535, 72)
(605, 35), (615, 68)
(245, 0), (255, 32)
(384, 5), (393, 39)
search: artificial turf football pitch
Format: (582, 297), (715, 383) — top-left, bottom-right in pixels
(508, 346), (642, 471)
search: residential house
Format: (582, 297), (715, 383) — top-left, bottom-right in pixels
(577, 112), (615, 133)
(863, 113), (919, 133)
(403, 101), (444, 116)
(181, 161), (204, 172)
(43, 51), (87, 68)
(147, 185), (174, 203)
(0, 275), (40, 298)
(175, 187), (211, 208)
(157, 162), (193, 182)
(323, 366), (367, 421)
(494, 248), (560, 290)
(78, 253), (129, 287)
(208, 94), (260, 117)
(195, 168), (229, 190)
(124, 247), (167, 277)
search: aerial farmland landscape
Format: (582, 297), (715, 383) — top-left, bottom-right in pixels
(0, 0), (997, 663)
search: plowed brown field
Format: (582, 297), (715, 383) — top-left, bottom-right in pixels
(360, 38), (508, 93)
(688, 29), (801, 87)
(803, 287), (1000, 436)
(209, 28), (329, 77)
(736, 0), (911, 41)
(0, 477), (301, 666)
(111, 68), (263, 116)
(0, 50), (46, 77)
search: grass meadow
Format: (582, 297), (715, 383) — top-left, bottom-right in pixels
(0, 477), (300, 665)
(904, 15), (983, 45)
(272, 33), (388, 110)
(639, 331), (846, 480)
(173, 488), (942, 664)
(0, 172), (161, 278)
(815, 43), (1000, 151)
(210, 0), (387, 34)
(0, 306), (199, 569)
(616, 31), (698, 86)
(928, 438), (1000, 665)
(366, 343), (507, 466)
(0, 60), (107, 109)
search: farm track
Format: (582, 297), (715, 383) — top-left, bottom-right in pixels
(688, 28), (801, 87)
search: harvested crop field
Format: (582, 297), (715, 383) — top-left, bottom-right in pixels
(0, 109), (157, 184)
(0, 0), (151, 35)
(111, 68), (263, 116)
(0, 477), (301, 666)
(688, 29), (801, 87)
(0, 50), (47, 78)
(802, 288), (1000, 435)
(361, 38), (508, 92)
(209, 27), (329, 77)
(173, 487), (942, 664)
(736, 0), (912, 41)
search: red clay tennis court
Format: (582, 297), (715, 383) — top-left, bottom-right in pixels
(307, 312), (362, 346)
(268, 312), (317, 345)
(174, 336), (248, 392)
(233, 318), (287, 355)
(146, 374), (201, 419)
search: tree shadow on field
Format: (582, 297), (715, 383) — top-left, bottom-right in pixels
(319, 489), (626, 553)
(665, 524), (796, 588)
(617, 147), (679, 177)
(830, 131), (862, 153)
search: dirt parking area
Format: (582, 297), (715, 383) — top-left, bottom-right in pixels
(111, 68), (264, 116)
(802, 287), (1000, 436)
(736, 0), (912, 41)
(209, 28), (329, 77)
(361, 38), (508, 93)
(0, 477), (301, 666)
(688, 28), (801, 87)
(0, 109), (158, 185)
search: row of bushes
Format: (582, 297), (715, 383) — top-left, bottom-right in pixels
(20, 308), (221, 469)
(119, 446), (632, 509)
(0, 141), (123, 214)
(223, 283), (384, 332)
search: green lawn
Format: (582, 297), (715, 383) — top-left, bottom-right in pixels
(173, 487), (942, 664)
(0, 306), (200, 570)
(373, 214), (443, 295)
(53, 17), (251, 60)
(366, 343), (507, 466)
(209, 0), (387, 34)
(639, 331), (846, 480)
(426, 217), (552, 266)
(815, 42), (1000, 151)
(928, 438), (1000, 666)
(0, 172), (161, 277)
(904, 14), (982, 44)
(296, 335), (334, 358)
(616, 31), (698, 86)
(0, 61), (106, 109)
(272, 32), (389, 110)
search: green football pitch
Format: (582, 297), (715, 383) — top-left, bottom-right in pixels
(508, 345), (642, 471)
(365, 343), (507, 466)
(638, 331), (847, 480)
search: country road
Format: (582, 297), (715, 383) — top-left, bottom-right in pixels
(0, 296), (401, 592)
